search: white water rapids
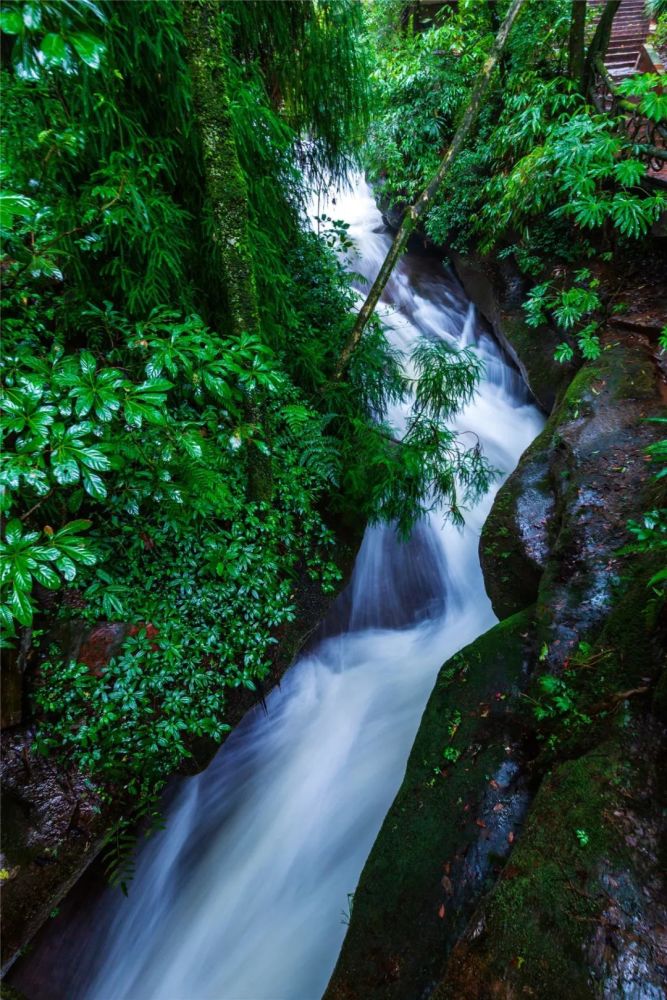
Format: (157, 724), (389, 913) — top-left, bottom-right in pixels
(14, 178), (544, 1000)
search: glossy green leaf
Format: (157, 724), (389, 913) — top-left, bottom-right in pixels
(70, 31), (105, 69)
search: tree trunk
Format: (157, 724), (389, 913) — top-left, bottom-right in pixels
(332, 0), (526, 381)
(182, 0), (260, 339)
(582, 0), (621, 94)
(183, 1), (271, 500)
(568, 0), (587, 84)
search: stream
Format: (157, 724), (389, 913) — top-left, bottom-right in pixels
(10, 177), (544, 1000)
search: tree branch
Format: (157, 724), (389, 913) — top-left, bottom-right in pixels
(331, 0), (527, 381)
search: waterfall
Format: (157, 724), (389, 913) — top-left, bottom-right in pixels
(10, 177), (545, 1000)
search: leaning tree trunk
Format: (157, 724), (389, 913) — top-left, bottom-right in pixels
(582, 0), (621, 94)
(568, 0), (587, 85)
(183, 0), (271, 500)
(332, 0), (526, 380)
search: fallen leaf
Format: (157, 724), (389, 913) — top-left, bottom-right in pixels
(475, 819), (487, 829)
(438, 904), (446, 919)
(489, 779), (499, 790)
(493, 803), (504, 813)
(508, 831), (515, 844)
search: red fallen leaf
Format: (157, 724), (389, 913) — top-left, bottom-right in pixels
(475, 819), (487, 829)
(463, 803), (470, 813)
(489, 779), (499, 790)
(493, 803), (505, 813)
(438, 904), (446, 919)
(508, 831), (515, 844)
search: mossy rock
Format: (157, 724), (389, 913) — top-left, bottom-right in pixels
(480, 432), (554, 620)
(436, 697), (667, 1000)
(325, 608), (537, 1000)
(435, 746), (623, 999)
(498, 305), (576, 413)
(448, 251), (577, 412)
(533, 339), (664, 672)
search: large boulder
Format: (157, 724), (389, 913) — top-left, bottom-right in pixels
(325, 609), (537, 1000)
(327, 328), (666, 999)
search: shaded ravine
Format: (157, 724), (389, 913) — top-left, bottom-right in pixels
(9, 178), (544, 1000)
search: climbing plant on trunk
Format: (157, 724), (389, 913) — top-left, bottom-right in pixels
(183, 0), (272, 499)
(182, 0), (260, 338)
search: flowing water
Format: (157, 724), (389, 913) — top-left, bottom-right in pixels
(11, 178), (544, 1000)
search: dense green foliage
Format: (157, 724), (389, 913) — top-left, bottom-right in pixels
(364, 0), (665, 363)
(0, 0), (491, 811)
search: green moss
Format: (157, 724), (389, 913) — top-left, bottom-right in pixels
(435, 747), (625, 999)
(499, 308), (575, 413)
(480, 432), (553, 619)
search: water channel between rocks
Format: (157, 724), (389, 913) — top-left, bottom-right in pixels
(10, 177), (545, 1000)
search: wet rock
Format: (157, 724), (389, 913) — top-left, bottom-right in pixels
(327, 326), (666, 1000)
(448, 250), (577, 412)
(325, 609), (537, 1000)
(480, 433), (554, 619)
(435, 719), (667, 1000)
(534, 335), (664, 673)
(0, 727), (113, 974)
(481, 331), (664, 660)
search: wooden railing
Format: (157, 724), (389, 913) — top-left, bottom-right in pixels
(590, 56), (667, 174)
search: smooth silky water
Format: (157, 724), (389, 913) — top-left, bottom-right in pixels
(11, 178), (544, 1000)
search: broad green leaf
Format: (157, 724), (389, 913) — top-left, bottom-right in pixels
(52, 456), (80, 485)
(0, 9), (22, 33)
(79, 351), (97, 376)
(0, 193), (34, 230)
(12, 554), (32, 591)
(77, 447), (110, 472)
(4, 519), (23, 546)
(70, 32), (105, 69)
(31, 563), (60, 589)
(54, 519), (92, 537)
(0, 604), (15, 629)
(55, 555), (77, 581)
(9, 585), (33, 626)
(40, 33), (68, 66)
(22, 2), (41, 28)
(82, 468), (107, 499)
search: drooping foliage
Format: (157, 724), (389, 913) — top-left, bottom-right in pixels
(0, 0), (491, 816)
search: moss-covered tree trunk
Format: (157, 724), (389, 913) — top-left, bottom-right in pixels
(182, 0), (260, 338)
(183, 0), (271, 500)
